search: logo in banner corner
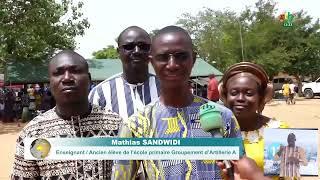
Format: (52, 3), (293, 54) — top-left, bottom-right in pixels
(30, 138), (51, 159)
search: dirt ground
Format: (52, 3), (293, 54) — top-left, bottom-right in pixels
(1, 99), (319, 179)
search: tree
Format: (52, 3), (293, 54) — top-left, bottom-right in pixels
(92, 45), (119, 59)
(177, 9), (247, 71)
(243, 1), (320, 78)
(177, 0), (320, 79)
(0, 0), (90, 66)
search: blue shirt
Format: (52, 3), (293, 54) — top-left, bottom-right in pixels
(112, 95), (242, 180)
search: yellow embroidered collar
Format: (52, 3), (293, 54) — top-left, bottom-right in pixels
(241, 119), (280, 143)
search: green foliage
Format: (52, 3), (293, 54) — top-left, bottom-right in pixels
(0, 0), (90, 63)
(177, 9), (246, 71)
(177, 0), (320, 78)
(149, 29), (159, 39)
(92, 45), (119, 59)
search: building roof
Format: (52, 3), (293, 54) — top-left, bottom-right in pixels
(5, 58), (223, 83)
(6, 61), (49, 84)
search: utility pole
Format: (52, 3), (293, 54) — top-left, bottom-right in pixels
(239, 20), (244, 62)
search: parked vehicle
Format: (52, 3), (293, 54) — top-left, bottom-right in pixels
(302, 77), (320, 98)
(272, 76), (295, 91)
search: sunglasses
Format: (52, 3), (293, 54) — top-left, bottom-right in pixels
(154, 52), (190, 62)
(120, 43), (151, 52)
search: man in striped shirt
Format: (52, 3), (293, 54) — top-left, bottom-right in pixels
(89, 26), (160, 120)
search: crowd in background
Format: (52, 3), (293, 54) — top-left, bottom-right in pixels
(0, 84), (55, 123)
(0, 80), (212, 124)
(0, 74), (271, 124)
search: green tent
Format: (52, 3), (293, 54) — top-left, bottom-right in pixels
(5, 58), (223, 83)
(5, 61), (49, 84)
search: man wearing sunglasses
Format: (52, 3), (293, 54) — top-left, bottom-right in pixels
(89, 26), (160, 120)
(89, 26), (159, 179)
(112, 26), (242, 179)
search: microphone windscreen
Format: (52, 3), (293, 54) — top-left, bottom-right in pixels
(199, 102), (223, 132)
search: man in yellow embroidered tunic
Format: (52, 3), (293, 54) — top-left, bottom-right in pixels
(111, 26), (242, 179)
(274, 133), (307, 179)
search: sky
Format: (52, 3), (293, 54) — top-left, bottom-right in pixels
(74, 0), (319, 58)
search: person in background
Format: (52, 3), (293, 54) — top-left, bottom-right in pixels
(189, 82), (195, 94)
(34, 90), (42, 110)
(27, 85), (36, 118)
(288, 80), (296, 104)
(202, 84), (208, 98)
(0, 88), (4, 121)
(3, 89), (15, 122)
(13, 91), (22, 121)
(207, 74), (220, 102)
(43, 83), (50, 94)
(21, 88), (30, 122)
(293, 83), (299, 94)
(0, 99), (4, 121)
(40, 91), (53, 112)
(282, 79), (290, 103)
(27, 84), (35, 97)
(219, 62), (289, 173)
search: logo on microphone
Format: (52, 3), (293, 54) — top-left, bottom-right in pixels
(200, 103), (216, 113)
(199, 102), (223, 134)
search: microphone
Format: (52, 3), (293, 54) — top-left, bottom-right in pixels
(199, 102), (234, 180)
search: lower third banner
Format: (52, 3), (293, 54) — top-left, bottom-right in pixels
(24, 138), (243, 160)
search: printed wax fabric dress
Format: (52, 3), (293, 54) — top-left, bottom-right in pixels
(112, 95), (242, 180)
